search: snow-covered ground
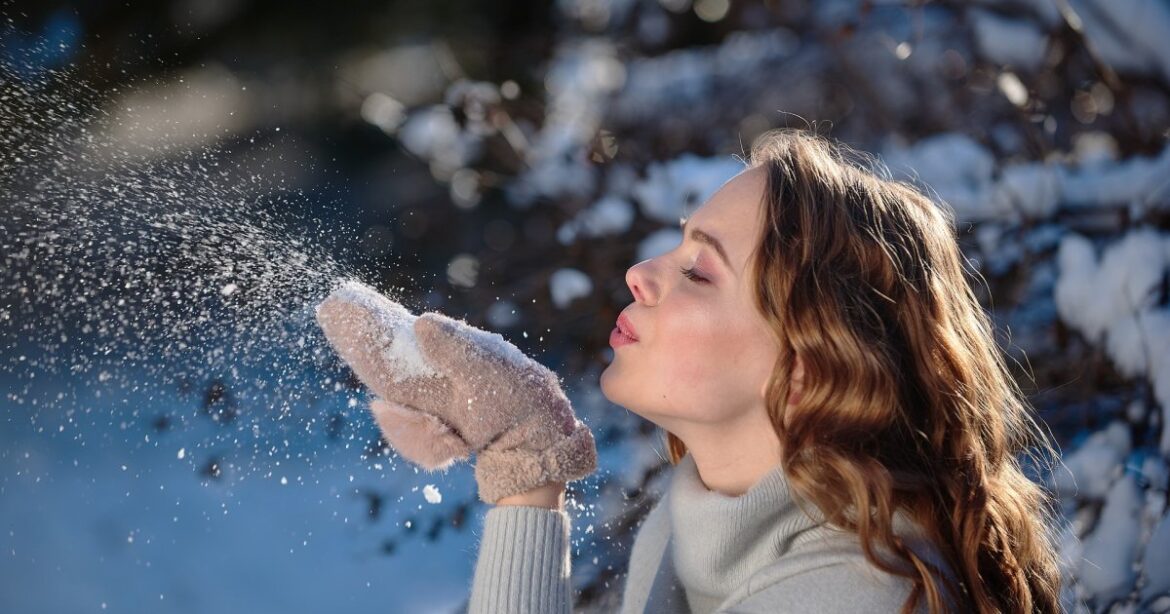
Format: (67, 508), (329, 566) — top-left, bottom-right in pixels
(0, 355), (654, 613)
(1, 363), (476, 614)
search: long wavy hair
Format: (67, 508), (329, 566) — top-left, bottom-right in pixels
(663, 128), (1063, 613)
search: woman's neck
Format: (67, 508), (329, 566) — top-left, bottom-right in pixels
(676, 407), (784, 497)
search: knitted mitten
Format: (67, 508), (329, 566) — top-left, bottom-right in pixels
(315, 280), (597, 504)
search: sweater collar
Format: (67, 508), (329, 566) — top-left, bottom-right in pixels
(668, 451), (824, 609)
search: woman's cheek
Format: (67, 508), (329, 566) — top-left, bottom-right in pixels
(662, 309), (727, 377)
(664, 336), (718, 388)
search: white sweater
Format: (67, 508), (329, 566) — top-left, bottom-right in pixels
(468, 452), (954, 613)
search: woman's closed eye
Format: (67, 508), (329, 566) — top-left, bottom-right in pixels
(678, 265), (708, 284)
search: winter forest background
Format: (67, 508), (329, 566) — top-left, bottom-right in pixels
(2, 0), (1169, 612)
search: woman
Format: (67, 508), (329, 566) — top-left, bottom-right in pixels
(316, 128), (1064, 613)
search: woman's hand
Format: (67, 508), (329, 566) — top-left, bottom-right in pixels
(315, 281), (597, 504)
(495, 481), (566, 510)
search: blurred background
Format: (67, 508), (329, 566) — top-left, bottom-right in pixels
(1, 0), (1169, 612)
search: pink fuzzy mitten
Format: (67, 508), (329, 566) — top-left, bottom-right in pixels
(315, 280), (597, 504)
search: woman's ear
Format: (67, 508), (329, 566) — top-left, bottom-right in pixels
(759, 354), (805, 406)
(787, 355), (804, 407)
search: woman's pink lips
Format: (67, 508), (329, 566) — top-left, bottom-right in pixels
(611, 313), (639, 348)
(610, 326), (637, 348)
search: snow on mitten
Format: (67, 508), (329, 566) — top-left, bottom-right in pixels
(315, 280), (597, 504)
(315, 281), (468, 468)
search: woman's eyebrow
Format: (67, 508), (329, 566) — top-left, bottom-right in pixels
(680, 217), (733, 272)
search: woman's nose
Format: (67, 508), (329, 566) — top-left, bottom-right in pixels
(625, 259), (659, 306)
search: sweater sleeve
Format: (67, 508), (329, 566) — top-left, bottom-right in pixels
(468, 505), (573, 614)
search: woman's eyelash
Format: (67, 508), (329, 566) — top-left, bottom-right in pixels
(679, 265), (707, 283)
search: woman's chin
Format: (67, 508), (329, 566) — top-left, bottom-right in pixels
(599, 365), (632, 407)
(598, 365), (617, 401)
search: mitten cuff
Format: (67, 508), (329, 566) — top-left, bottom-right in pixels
(474, 421), (598, 504)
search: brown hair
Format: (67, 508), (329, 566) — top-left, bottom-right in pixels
(663, 128), (1062, 613)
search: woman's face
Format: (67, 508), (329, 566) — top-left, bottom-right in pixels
(600, 166), (785, 431)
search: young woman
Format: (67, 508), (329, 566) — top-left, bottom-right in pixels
(316, 128), (1064, 613)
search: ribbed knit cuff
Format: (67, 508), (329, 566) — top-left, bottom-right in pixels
(468, 505), (573, 614)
